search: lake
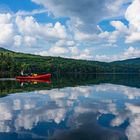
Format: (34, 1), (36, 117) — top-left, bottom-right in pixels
(0, 74), (140, 140)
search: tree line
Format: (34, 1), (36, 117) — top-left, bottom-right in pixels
(0, 51), (140, 77)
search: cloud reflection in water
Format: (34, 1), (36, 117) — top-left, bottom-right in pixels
(0, 84), (140, 139)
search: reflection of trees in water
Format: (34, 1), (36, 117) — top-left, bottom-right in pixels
(0, 74), (140, 96)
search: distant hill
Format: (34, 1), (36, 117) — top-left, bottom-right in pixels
(0, 47), (140, 77)
(0, 47), (11, 52)
(112, 58), (140, 65)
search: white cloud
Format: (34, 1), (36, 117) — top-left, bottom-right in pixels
(15, 16), (39, 36)
(0, 12), (70, 51)
(67, 40), (75, 46)
(15, 9), (48, 16)
(49, 45), (69, 55)
(125, 0), (140, 32)
(98, 20), (128, 44)
(99, 31), (119, 44)
(14, 35), (22, 47)
(123, 46), (140, 59)
(111, 116), (125, 127)
(74, 30), (98, 41)
(36, 40), (70, 56)
(0, 13), (12, 24)
(125, 103), (140, 140)
(0, 13), (14, 45)
(95, 46), (140, 62)
(96, 83), (140, 100)
(130, 34), (140, 44)
(100, 0), (140, 44)
(1, 0), (140, 61)
(110, 21), (128, 32)
(106, 0), (129, 14)
(23, 36), (37, 47)
(36, 39), (93, 60)
(0, 85), (92, 133)
(0, 103), (12, 121)
(125, 0), (140, 43)
(15, 16), (68, 39)
(0, 23), (14, 44)
(37, 47), (93, 60)
(96, 0), (140, 46)
(125, 32), (140, 43)
(1, 83), (140, 139)
(31, 0), (129, 33)
(14, 35), (37, 48)
(69, 46), (79, 55)
(72, 48), (93, 60)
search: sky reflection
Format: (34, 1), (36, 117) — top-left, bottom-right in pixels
(0, 84), (140, 140)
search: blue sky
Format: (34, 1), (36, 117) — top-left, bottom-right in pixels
(0, 0), (40, 12)
(0, 0), (140, 62)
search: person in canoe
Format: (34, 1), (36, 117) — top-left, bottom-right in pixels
(20, 70), (30, 76)
(17, 72), (51, 79)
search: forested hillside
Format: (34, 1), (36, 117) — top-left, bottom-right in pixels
(0, 47), (140, 77)
(112, 58), (140, 65)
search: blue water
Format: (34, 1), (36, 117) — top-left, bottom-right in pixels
(0, 76), (140, 140)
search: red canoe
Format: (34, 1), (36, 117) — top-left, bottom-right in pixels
(16, 74), (51, 80)
(16, 79), (52, 84)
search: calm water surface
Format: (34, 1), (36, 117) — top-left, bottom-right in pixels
(0, 74), (140, 140)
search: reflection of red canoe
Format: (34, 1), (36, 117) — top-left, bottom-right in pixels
(16, 74), (51, 80)
(17, 79), (51, 84)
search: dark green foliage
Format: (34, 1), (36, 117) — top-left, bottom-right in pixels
(112, 57), (140, 65)
(0, 47), (140, 77)
(1, 74), (140, 97)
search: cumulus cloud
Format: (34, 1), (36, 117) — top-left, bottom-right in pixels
(0, 13), (15, 45)
(74, 30), (98, 41)
(106, 0), (130, 14)
(96, 83), (140, 100)
(31, 0), (129, 32)
(99, 0), (140, 44)
(98, 20), (128, 44)
(125, 0), (140, 43)
(15, 9), (48, 16)
(36, 40), (71, 56)
(0, 12), (69, 51)
(126, 32), (140, 43)
(0, 0), (140, 61)
(125, 0), (140, 32)
(36, 39), (93, 60)
(16, 16), (68, 40)
(72, 48), (93, 60)
(95, 84), (140, 140)
(41, 47), (93, 60)
(49, 46), (68, 55)
(125, 103), (140, 140)
(95, 46), (140, 62)
(1, 83), (140, 139)
(110, 21), (128, 32)
(0, 86), (92, 133)
(32, 0), (108, 22)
